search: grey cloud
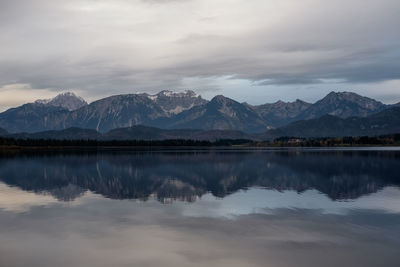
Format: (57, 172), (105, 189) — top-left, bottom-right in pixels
(1, 197), (399, 267)
(141, 0), (191, 4)
(0, 0), (399, 101)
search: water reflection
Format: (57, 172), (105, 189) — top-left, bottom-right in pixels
(0, 149), (399, 267)
(0, 150), (399, 202)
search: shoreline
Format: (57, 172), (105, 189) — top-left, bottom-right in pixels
(1, 144), (400, 152)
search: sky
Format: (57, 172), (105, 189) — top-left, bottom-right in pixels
(0, 0), (400, 110)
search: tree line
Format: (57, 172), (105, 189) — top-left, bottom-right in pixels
(268, 134), (400, 147)
(0, 137), (252, 147)
(1, 134), (399, 148)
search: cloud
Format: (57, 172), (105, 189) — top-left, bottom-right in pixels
(1, 190), (400, 267)
(0, 84), (57, 111)
(0, 0), (399, 106)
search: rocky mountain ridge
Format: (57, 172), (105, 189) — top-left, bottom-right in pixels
(142, 90), (207, 115)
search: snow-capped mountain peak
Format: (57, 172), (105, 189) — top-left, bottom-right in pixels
(35, 92), (88, 111)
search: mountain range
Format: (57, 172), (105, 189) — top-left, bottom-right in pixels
(1, 107), (399, 141)
(0, 90), (399, 138)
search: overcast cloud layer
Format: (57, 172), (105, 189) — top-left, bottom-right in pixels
(0, 0), (400, 109)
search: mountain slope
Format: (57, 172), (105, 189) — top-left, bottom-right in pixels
(0, 103), (69, 133)
(250, 99), (311, 127)
(266, 107), (400, 138)
(391, 102), (400, 107)
(159, 95), (269, 133)
(64, 94), (169, 132)
(0, 92), (87, 133)
(0, 127), (8, 136)
(295, 91), (386, 120)
(64, 90), (207, 132)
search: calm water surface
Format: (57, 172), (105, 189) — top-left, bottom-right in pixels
(0, 148), (399, 267)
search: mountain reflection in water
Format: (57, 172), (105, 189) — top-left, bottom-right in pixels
(0, 149), (399, 202)
(0, 149), (400, 267)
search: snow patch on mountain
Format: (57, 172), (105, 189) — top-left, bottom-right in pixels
(147, 95), (158, 101)
(144, 90), (207, 115)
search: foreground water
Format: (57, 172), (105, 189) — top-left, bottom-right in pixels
(0, 148), (399, 267)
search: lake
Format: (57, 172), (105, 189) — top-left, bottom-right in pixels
(0, 148), (399, 267)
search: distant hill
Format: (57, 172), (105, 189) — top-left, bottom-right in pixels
(3, 125), (256, 141)
(9, 127), (101, 140)
(391, 102), (400, 107)
(265, 107), (400, 138)
(105, 125), (255, 141)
